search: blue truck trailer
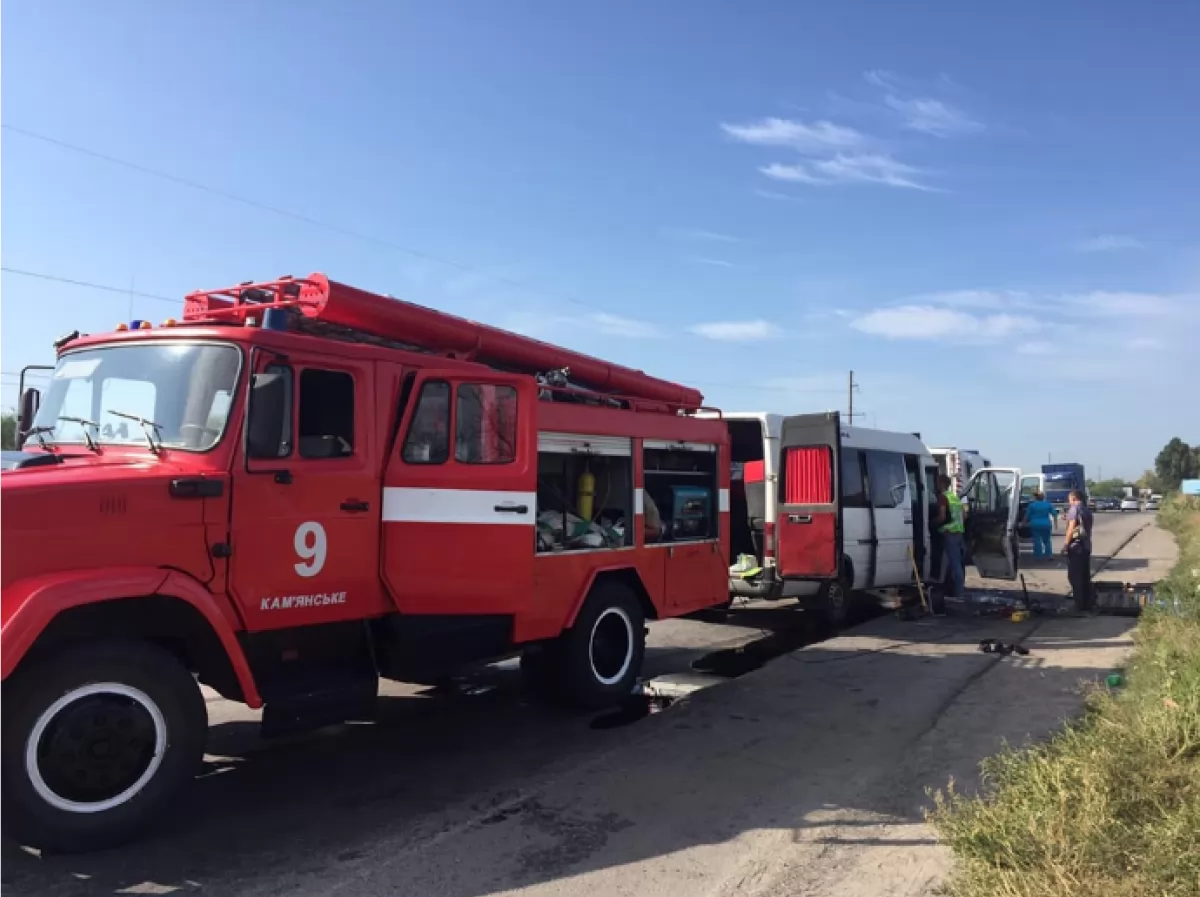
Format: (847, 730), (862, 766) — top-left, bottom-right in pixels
(1042, 462), (1086, 506)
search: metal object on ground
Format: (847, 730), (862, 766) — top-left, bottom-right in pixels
(1093, 581), (1163, 616)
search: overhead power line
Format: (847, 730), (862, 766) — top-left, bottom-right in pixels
(4, 125), (833, 400)
(1, 267), (178, 305)
(1, 269), (842, 396)
(2, 123), (597, 312)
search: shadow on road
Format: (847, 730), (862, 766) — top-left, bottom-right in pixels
(1, 608), (1134, 897)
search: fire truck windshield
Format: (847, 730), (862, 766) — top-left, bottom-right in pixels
(31, 342), (242, 452)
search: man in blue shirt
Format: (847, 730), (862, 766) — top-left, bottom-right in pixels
(1023, 491), (1059, 558)
(1063, 490), (1094, 611)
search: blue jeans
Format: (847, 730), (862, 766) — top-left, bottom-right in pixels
(943, 532), (966, 598)
(1031, 525), (1053, 557)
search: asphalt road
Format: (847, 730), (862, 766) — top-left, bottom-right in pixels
(1, 509), (1155, 897)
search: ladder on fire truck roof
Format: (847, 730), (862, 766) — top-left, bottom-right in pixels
(182, 273), (705, 411)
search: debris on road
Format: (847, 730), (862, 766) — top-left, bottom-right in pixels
(978, 638), (1030, 656)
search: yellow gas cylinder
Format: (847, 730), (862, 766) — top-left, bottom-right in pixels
(577, 467), (596, 520)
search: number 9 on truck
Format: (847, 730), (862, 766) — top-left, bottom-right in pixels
(293, 522), (327, 577)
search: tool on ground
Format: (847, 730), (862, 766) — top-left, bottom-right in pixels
(907, 544), (929, 614)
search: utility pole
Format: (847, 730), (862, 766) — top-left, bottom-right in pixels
(847, 370), (861, 423)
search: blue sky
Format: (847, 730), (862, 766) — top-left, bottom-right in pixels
(3, 0), (1197, 480)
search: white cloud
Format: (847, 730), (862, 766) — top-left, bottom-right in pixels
(690, 256), (737, 268)
(587, 313), (660, 339)
(884, 95), (982, 137)
(753, 188), (802, 201)
(762, 154), (935, 191)
(1074, 234), (1145, 253)
(863, 69), (901, 91)
(689, 320), (781, 341)
(500, 310), (661, 340)
(1128, 336), (1164, 350)
(911, 289), (1021, 309)
(1070, 291), (1179, 317)
(865, 70), (983, 138)
(760, 162), (825, 185)
(663, 228), (740, 244)
(721, 117), (864, 153)
(851, 305), (1038, 341)
(1016, 340), (1056, 356)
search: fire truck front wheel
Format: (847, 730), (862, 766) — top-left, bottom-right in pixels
(1, 640), (207, 853)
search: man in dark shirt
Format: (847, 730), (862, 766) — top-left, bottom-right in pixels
(1063, 490), (1094, 611)
(928, 475), (959, 615)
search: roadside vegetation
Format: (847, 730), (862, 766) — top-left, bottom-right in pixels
(930, 493), (1200, 897)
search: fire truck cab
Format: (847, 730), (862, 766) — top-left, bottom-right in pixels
(0, 274), (730, 852)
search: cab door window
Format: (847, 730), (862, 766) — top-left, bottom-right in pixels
(401, 380), (450, 464)
(455, 384), (517, 464)
(297, 369), (355, 459)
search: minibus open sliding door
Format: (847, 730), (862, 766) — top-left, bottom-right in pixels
(960, 467), (1023, 580)
(777, 412), (841, 579)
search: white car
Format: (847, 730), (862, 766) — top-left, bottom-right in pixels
(1120, 497), (1141, 512)
(1145, 498), (1160, 511)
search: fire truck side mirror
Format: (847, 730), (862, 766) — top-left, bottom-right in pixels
(18, 387), (41, 442)
(246, 372), (288, 459)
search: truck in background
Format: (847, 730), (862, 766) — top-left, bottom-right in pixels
(1042, 462), (1087, 507)
(930, 446), (991, 494)
(1, 273), (732, 852)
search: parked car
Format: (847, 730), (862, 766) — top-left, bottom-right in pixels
(1120, 497), (1141, 512)
(1145, 498), (1160, 511)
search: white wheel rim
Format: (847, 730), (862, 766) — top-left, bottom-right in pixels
(25, 682), (167, 814)
(589, 607), (634, 686)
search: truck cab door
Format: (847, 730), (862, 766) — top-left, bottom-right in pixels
(776, 412), (841, 579)
(960, 467), (1022, 580)
(381, 370), (537, 616)
(230, 352), (390, 630)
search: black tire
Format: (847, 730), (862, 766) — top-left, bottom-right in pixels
(819, 576), (852, 631)
(549, 581), (646, 711)
(2, 640), (207, 853)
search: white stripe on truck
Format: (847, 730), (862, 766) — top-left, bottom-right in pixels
(381, 488), (536, 525)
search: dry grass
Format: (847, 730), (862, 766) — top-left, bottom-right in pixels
(929, 496), (1200, 897)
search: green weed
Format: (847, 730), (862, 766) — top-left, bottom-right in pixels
(929, 496), (1200, 897)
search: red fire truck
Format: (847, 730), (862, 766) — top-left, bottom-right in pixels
(0, 274), (730, 851)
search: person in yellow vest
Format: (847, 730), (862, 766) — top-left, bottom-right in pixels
(935, 474), (966, 602)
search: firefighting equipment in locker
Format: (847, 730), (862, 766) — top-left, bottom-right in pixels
(669, 486), (711, 540)
(577, 466), (596, 521)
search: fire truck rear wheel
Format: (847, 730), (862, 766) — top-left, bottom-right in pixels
(559, 582), (646, 710)
(1, 640), (207, 854)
